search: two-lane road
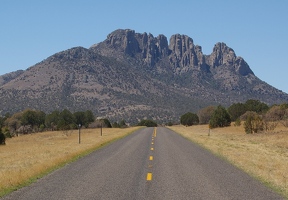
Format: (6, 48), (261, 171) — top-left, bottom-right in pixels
(2, 127), (284, 200)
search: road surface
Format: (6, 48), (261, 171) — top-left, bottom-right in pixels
(2, 127), (284, 200)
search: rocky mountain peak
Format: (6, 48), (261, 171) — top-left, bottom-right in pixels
(169, 34), (194, 58)
(0, 29), (287, 123)
(168, 34), (207, 71)
(209, 42), (236, 67)
(206, 42), (254, 76)
(91, 30), (254, 76)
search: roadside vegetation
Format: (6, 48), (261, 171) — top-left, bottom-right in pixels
(177, 99), (288, 198)
(0, 127), (140, 197)
(180, 99), (288, 134)
(1, 99), (288, 198)
(169, 124), (288, 198)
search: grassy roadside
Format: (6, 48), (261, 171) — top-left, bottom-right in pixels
(168, 124), (288, 199)
(0, 127), (141, 197)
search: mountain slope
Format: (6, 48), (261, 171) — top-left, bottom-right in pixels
(0, 29), (287, 123)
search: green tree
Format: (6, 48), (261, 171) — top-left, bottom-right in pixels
(0, 128), (5, 145)
(20, 109), (46, 132)
(245, 99), (269, 114)
(0, 117), (4, 128)
(102, 118), (112, 128)
(180, 112), (199, 126)
(119, 120), (127, 128)
(209, 105), (231, 128)
(74, 110), (95, 128)
(21, 109), (37, 128)
(74, 111), (86, 127)
(35, 111), (46, 128)
(112, 122), (120, 128)
(228, 103), (246, 121)
(137, 119), (157, 127)
(57, 109), (75, 130)
(84, 110), (95, 127)
(45, 110), (60, 130)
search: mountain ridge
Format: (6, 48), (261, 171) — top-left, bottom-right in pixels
(0, 29), (287, 123)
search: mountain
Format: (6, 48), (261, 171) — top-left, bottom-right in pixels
(0, 70), (24, 87)
(0, 29), (287, 124)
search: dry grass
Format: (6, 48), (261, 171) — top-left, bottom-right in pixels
(0, 127), (140, 196)
(169, 123), (288, 198)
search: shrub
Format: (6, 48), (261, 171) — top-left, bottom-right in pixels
(112, 122), (120, 128)
(180, 112), (199, 126)
(209, 105), (231, 128)
(243, 112), (264, 134)
(166, 121), (173, 126)
(264, 105), (285, 121)
(234, 118), (241, 126)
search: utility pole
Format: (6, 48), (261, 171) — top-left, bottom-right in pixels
(100, 122), (102, 136)
(78, 124), (81, 144)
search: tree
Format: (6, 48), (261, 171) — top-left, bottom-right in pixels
(180, 112), (199, 126)
(137, 119), (157, 127)
(0, 128), (5, 145)
(197, 106), (215, 124)
(112, 122), (120, 128)
(228, 103), (246, 121)
(85, 110), (95, 124)
(45, 110), (60, 130)
(74, 111), (86, 127)
(20, 109), (46, 132)
(73, 110), (94, 128)
(57, 109), (75, 130)
(21, 109), (37, 128)
(119, 119), (127, 128)
(35, 111), (46, 129)
(209, 105), (231, 128)
(245, 99), (269, 114)
(102, 118), (112, 128)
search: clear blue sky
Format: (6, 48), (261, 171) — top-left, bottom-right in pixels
(1, 0), (288, 93)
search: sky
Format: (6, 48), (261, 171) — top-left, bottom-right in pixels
(1, 0), (288, 93)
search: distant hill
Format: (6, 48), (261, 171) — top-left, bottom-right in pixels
(0, 29), (287, 124)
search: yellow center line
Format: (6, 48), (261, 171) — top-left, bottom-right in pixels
(151, 142), (154, 145)
(147, 173), (152, 181)
(151, 147), (154, 151)
(149, 156), (153, 161)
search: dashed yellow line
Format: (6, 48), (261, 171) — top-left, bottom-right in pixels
(154, 127), (157, 137)
(147, 173), (152, 181)
(147, 128), (157, 182)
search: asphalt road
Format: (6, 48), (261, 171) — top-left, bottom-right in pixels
(2, 127), (284, 200)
